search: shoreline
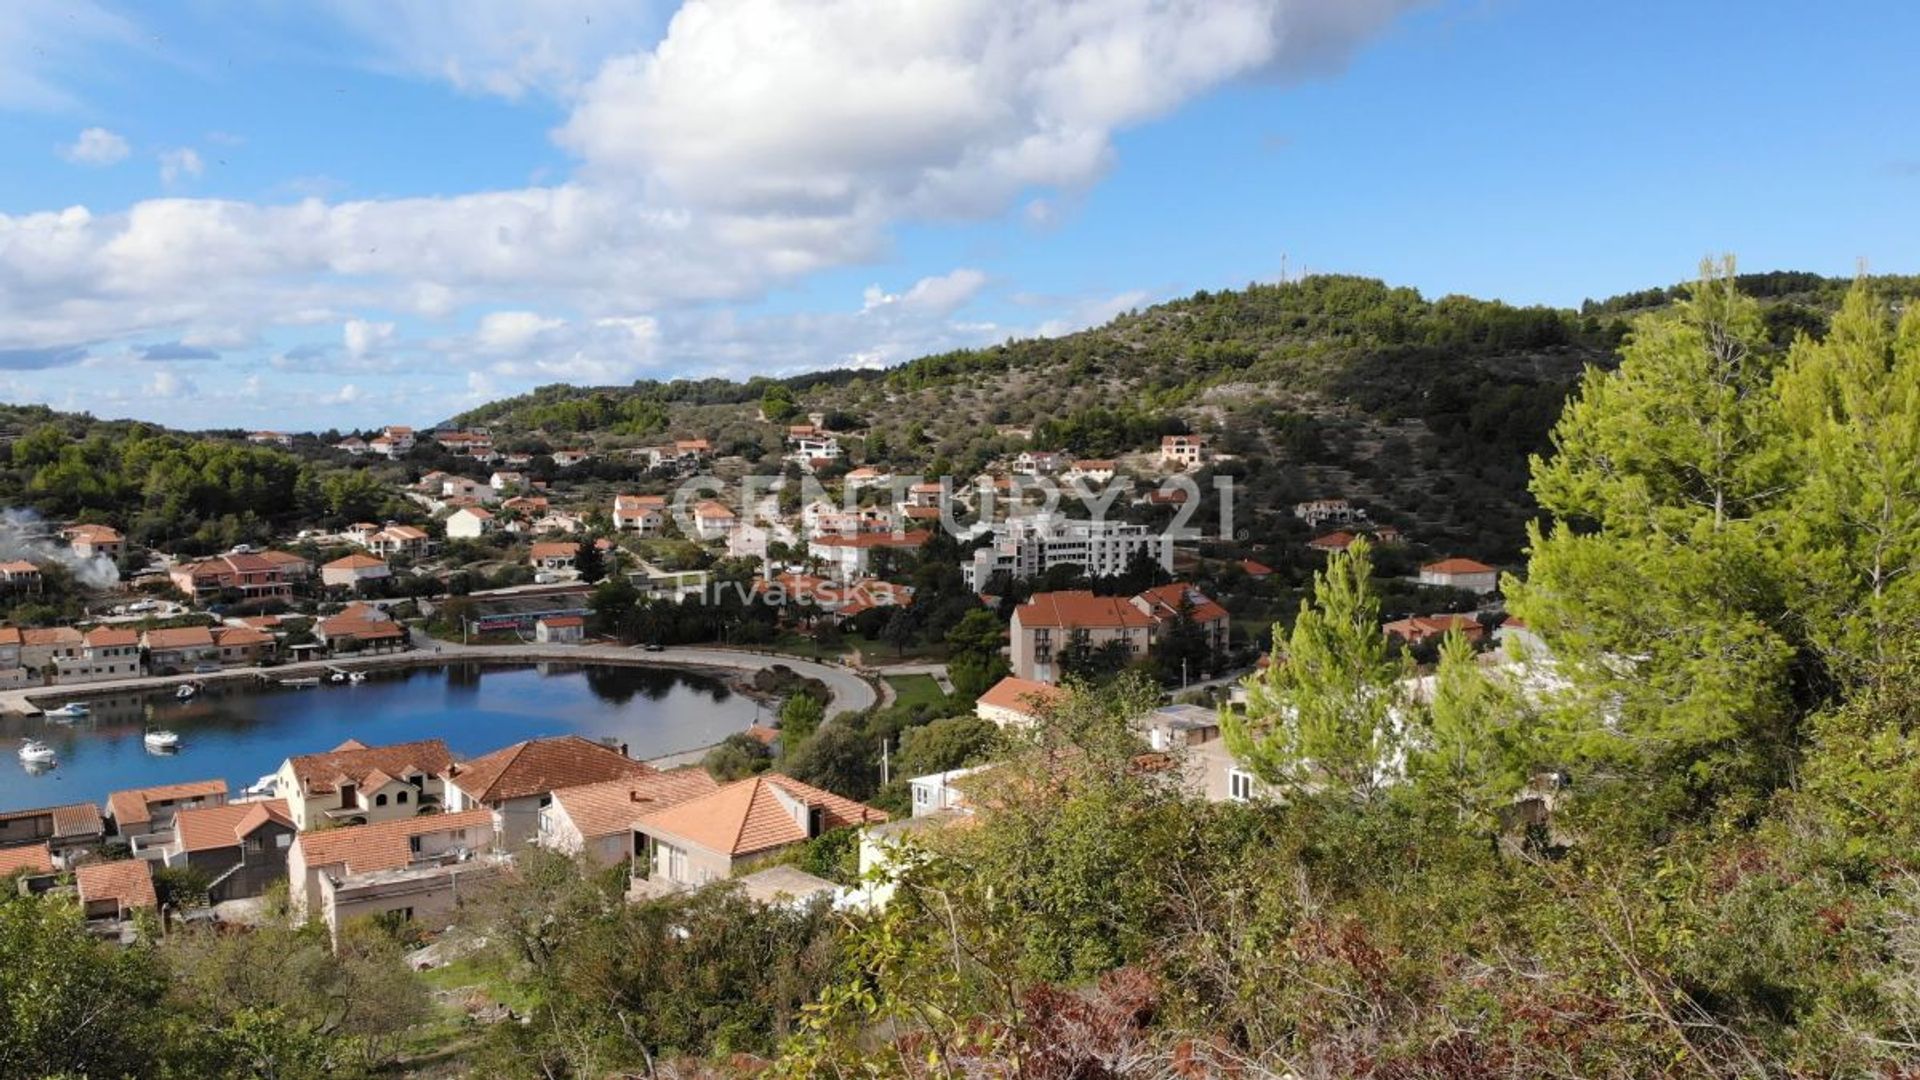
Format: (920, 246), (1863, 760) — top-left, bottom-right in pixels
(0, 641), (880, 719)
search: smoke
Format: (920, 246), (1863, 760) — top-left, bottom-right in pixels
(0, 509), (121, 589)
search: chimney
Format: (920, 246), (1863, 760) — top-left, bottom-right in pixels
(620, 742), (630, 758)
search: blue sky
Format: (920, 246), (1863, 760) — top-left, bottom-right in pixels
(1, 0), (1915, 431)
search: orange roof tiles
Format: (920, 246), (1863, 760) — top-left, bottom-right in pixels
(635, 773), (886, 858)
(144, 625), (215, 649)
(1015, 591), (1152, 630)
(287, 739), (453, 796)
(0, 843), (54, 877)
(84, 626), (139, 648)
(1133, 582), (1229, 625)
(293, 808), (496, 875)
(549, 769), (721, 841)
(173, 799), (292, 854)
(977, 676), (1067, 717)
(1422, 557), (1498, 575)
(105, 778), (227, 828)
(76, 859), (157, 913)
(448, 736), (653, 804)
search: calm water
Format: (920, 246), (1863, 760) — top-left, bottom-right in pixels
(0, 663), (760, 813)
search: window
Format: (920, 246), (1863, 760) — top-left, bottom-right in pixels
(1228, 769), (1256, 803)
(375, 793), (389, 807)
(276, 833), (291, 848)
(912, 785), (929, 806)
(396, 790), (409, 805)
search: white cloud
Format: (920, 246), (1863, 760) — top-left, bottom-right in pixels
(317, 0), (659, 99)
(158, 148), (204, 185)
(0, 1), (140, 111)
(146, 369), (197, 398)
(474, 310), (567, 351)
(343, 318), (395, 359)
(59, 127), (130, 166)
(861, 268), (989, 317)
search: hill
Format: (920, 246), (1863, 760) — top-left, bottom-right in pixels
(454, 269), (1920, 561)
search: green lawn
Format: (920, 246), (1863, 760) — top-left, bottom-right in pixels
(884, 673), (950, 711)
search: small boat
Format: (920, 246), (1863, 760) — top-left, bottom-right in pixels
(43, 702), (89, 720)
(279, 677), (320, 689)
(347, 670), (368, 684)
(175, 682), (199, 700)
(329, 671), (346, 683)
(143, 729), (180, 751)
(18, 739), (56, 764)
(241, 774), (278, 798)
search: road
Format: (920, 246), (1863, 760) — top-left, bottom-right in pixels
(0, 638), (879, 718)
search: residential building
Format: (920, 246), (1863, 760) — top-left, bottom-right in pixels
(321, 553), (392, 591)
(536, 769), (720, 867)
(444, 736), (655, 845)
(908, 765), (992, 818)
(56, 626), (141, 683)
(961, 512), (1173, 591)
(975, 675), (1068, 729)
(0, 802), (105, 857)
(1130, 581), (1232, 658)
(314, 609), (408, 654)
(905, 481), (945, 509)
(365, 524), (430, 558)
(0, 843), (58, 890)
(152, 799), (297, 902)
(528, 541), (578, 571)
(631, 773), (886, 892)
(535, 615), (585, 643)
(1384, 613), (1486, 647)
(843, 466), (891, 489)
(367, 436), (397, 458)
(1293, 498), (1362, 529)
(212, 625), (276, 665)
(142, 625), (219, 672)
(613, 493), (668, 534)
(168, 551), (304, 602)
(445, 506), (494, 539)
(248, 430), (292, 447)
(1008, 590), (1154, 683)
(692, 500), (737, 541)
(106, 779), (228, 840)
(19, 626), (83, 673)
(380, 425), (416, 454)
(256, 550), (313, 581)
(1161, 433), (1209, 468)
(75, 860), (157, 921)
(275, 738), (455, 831)
(1012, 449), (1068, 476)
(64, 524), (126, 561)
(489, 470), (526, 492)
(1308, 530), (1360, 553)
(1419, 557), (1501, 594)
(287, 809), (499, 937)
(1062, 459), (1118, 485)
(811, 531), (931, 581)
(0, 561), (41, 591)
(551, 448), (592, 467)
(335, 436), (368, 455)
(0, 626), (23, 689)
(1240, 558), (1274, 579)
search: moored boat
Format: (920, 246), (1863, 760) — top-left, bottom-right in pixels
(43, 702), (89, 720)
(143, 728), (181, 751)
(18, 739), (56, 764)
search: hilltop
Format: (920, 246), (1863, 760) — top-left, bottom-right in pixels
(453, 269), (1918, 560)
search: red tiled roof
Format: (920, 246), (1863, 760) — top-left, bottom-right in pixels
(977, 676), (1067, 717)
(529, 541), (579, 559)
(106, 778), (227, 828)
(84, 626), (139, 647)
(449, 736), (653, 804)
(1383, 614), (1484, 644)
(144, 625), (215, 649)
(213, 626), (275, 647)
(1422, 557), (1498, 575)
(810, 530), (931, 549)
(538, 615), (585, 628)
(287, 739), (453, 796)
(0, 802), (105, 839)
(635, 773), (886, 858)
(0, 843), (54, 877)
(1015, 591), (1152, 630)
(1132, 582), (1229, 625)
(549, 769), (721, 841)
(293, 808), (496, 875)
(173, 799), (292, 854)
(76, 859), (157, 913)
(324, 554), (388, 570)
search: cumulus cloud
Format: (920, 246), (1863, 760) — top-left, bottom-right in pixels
(158, 148), (204, 185)
(0, 0), (1422, 420)
(146, 369), (197, 398)
(59, 127), (130, 166)
(343, 318), (396, 359)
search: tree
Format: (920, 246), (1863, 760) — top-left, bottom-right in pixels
(783, 722), (881, 800)
(1405, 631), (1538, 832)
(572, 537), (607, 584)
(0, 893), (167, 1079)
(779, 692), (825, 747)
(945, 608), (1010, 697)
(1224, 538), (1408, 799)
(1153, 592), (1212, 686)
(704, 731), (774, 781)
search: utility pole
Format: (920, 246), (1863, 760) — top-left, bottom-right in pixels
(880, 737), (890, 786)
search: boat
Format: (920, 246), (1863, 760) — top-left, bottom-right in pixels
(143, 729), (180, 751)
(347, 670), (368, 684)
(241, 774), (279, 799)
(175, 682), (199, 700)
(279, 677), (321, 689)
(18, 739), (56, 764)
(329, 671), (346, 683)
(43, 702), (89, 720)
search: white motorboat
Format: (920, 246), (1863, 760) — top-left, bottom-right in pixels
(43, 702), (89, 720)
(279, 677), (320, 689)
(175, 682), (199, 700)
(348, 670), (368, 683)
(18, 739), (56, 764)
(143, 729), (180, 751)
(241, 774), (279, 798)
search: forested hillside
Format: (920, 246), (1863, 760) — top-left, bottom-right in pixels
(457, 270), (1920, 560)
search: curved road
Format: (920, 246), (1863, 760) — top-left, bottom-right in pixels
(0, 639), (879, 718)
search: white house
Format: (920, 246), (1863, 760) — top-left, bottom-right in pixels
(1418, 557), (1501, 595)
(445, 506), (494, 539)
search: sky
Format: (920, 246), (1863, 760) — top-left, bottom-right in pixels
(1, 1), (1916, 432)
